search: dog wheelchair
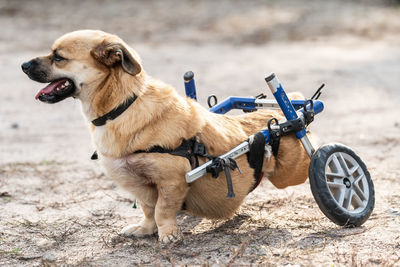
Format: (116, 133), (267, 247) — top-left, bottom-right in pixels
(182, 71), (375, 227)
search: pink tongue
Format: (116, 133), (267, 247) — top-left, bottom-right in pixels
(35, 79), (67, 100)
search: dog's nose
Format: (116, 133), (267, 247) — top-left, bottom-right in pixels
(21, 61), (32, 74)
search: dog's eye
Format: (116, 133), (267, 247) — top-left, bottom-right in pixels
(53, 53), (66, 62)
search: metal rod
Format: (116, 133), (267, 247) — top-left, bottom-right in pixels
(300, 135), (315, 157)
(185, 141), (250, 183)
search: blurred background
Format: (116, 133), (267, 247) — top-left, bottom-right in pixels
(1, 0), (399, 265)
(1, 0), (399, 163)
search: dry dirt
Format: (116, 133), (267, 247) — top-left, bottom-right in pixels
(1, 0), (400, 266)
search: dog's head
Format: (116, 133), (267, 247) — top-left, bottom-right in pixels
(21, 30), (142, 104)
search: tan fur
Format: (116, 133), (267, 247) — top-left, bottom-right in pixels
(28, 30), (310, 243)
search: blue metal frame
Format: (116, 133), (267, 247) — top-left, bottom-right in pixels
(208, 97), (323, 116)
(184, 72), (325, 183)
(184, 71), (198, 101)
(209, 97), (256, 114)
(184, 78), (197, 101)
(272, 84), (306, 139)
(183, 73), (324, 144)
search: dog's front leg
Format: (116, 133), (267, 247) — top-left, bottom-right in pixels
(155, 179), (189, 244)
(110, 154), (190, 242)
(102, 156), (159, 237)
(120, 197), (158, 237)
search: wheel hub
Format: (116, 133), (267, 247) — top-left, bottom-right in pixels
(343, 178), (351, 188)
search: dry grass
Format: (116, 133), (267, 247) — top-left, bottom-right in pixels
(1, 162), (399, 266)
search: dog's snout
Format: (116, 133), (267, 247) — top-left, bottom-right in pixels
(21, 59), (40, 74)
(21, 58), (51, 83)
(21, 61), (31, 73)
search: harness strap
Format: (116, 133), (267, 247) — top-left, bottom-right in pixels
(269, 129), (281, 157)
(247, 131), (267, 192)
(91, 133), (267, 195)
(90, 138), (209, 168)
(135, 138), (209, 169)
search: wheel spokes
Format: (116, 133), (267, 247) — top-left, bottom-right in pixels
(353, 183), (367, 201)
(351, 191), (365, 209)
(337, 189), (346, 207)
(326, 171), (344, 178)
(343, 189), (353, 210)
(331, 154), (344, 174)
(349, 165), (359, 176)
(353, 173), (364, 185)
(337, 153), (351, 176)
(327, 181), (345, 189)
(324, 151), (370, 213)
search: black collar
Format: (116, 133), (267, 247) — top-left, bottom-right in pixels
(91, 94), (138, 126)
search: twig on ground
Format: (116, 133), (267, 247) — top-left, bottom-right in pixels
(18, 255), (42, 261)
(226, 239), (248, 267)
(101, 191), (132, 203)
(101, 235), (112, 248)
(0, 192), (11, 197)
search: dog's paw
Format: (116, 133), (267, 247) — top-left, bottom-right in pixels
(119, 223), (156, 237)
(158, 227), (182, 244)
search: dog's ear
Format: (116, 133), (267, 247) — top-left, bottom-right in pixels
(91, 42), (142, 76)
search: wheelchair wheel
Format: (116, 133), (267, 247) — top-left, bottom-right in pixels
(309, 143), (374, 227)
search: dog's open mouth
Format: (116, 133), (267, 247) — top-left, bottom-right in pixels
(35, 78), (75, 103)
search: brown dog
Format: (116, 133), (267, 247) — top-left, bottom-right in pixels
(22, 30), (310, 243)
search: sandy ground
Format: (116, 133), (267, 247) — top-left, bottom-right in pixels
(1, 0), (400, 266)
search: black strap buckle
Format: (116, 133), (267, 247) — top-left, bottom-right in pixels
(268, 118), (281, 157)
(206, 157), (224, 178)
(206, 157), (241, 198)
(279, 118), (304, 134)
(193, 141), (208, 157)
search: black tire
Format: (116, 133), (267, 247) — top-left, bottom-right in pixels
(309, 143), (375, 227)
